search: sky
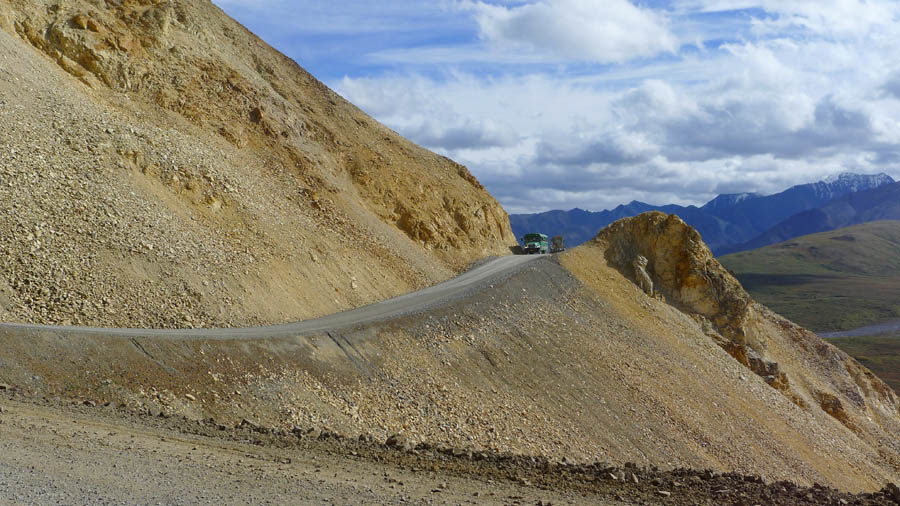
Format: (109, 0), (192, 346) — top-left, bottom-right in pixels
(212, 0), (900, 214)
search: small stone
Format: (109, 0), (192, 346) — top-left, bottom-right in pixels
(72, 14), (88, 30)
(385, 433), (413, 451)
(83, 400), (96, 407)
(185, 393), (196, 401)
(884, 483), (900, 502)
(656, 490), (671, 497)
(0, 383), (9, 390)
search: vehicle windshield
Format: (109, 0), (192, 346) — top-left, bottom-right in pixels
(523, 234), (544, 242)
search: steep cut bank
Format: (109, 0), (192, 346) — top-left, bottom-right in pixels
(0, 0), (514, 328)
(569, 212), (900, 481)
(2, 213), (899, 493)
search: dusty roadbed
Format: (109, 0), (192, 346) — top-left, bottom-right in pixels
(819, 319), (900, 339)
(1, 391), (898, 505)
(0, 256), (540, 340)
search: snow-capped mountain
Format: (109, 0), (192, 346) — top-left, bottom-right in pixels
(509, 172), (896, 254)
(816, 172), (894, 198)
(700, 192), (763, 214)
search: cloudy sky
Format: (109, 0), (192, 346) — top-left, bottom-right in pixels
(213, 0), (900, 214)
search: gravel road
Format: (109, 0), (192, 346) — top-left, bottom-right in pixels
(0, 395), (600, 506)
(2, 393), (894, 506)
(819, 320), (900, 339)
(0, 255), (539, 340)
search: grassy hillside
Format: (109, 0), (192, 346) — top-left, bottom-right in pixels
(719, 221), (900, 332)
(828, 333), (900, 393)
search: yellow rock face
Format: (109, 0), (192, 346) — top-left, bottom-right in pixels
(0, 0), (516, 328)
(564, 212), (900, 477)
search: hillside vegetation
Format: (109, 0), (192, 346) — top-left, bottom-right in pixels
(0, 0), (514, 329)
(829, 332), (900, 393)
(719, 221), (900, 331)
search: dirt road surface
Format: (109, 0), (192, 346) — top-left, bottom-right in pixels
(0, 395), (604, 506)
(820, 319), (900, 339)
(2, 392), (895, 506)
(0, 255), (539, 340)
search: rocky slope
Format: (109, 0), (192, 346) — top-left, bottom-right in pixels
(2, 212), (899, 493)
(0, 0), (514, 328)
(4, 395), (900, 506)
(587, 213), (900, 432)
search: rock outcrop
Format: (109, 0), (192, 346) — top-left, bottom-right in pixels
(590, 212), (900, 433)
(594, 212), (755, 350)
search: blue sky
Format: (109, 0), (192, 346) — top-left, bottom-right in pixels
(213, 0), (900, 214)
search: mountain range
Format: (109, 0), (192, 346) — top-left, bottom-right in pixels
(737, 181), (900, 251)
(509, 172), (896, 254)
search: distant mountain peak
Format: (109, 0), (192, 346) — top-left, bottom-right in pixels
(701, 192), (762, 212)
(809, 172), (895, 201)
(510, 171), (897, 255)
(821, 172), (894, 186)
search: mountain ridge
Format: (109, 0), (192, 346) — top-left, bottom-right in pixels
(729, 182), (900, 253)
(509, 172), (894, 254)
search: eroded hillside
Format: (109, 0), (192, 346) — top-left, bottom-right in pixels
(2, 213), (899, 493)
(0, 0), (514, 328)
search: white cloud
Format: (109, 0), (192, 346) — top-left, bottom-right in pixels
(751, 0), (899, 37)
(674, 0), (900, 37)
(336, 28), (900, 213)
(465, 0), (678, 63)
(882, 71), (900, 100)
(216, 0), (900, 214)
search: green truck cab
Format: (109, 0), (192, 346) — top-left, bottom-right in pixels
(522, 233), (549, 254)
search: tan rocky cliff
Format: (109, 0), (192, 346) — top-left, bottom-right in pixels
(579, 211), (900, 469)
(0, 0), (515, 328)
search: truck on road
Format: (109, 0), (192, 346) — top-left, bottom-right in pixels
(550, 236), (565, 253)
(522, 233), (549, 254)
